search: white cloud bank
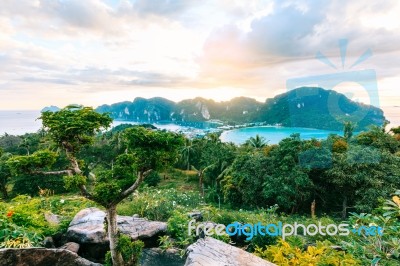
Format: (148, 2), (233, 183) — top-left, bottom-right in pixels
(0, 0), (399, 109)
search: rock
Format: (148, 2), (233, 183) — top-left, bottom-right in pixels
(60, 242), (80, 254)
(185, 237), (276, 266)
(188, 211), (203, 222)
(43, 237), (55, 248)
(132, 214), (140, 219)
(67, 208), (107, 244)
(140, 248), (186, 266)
(44, 212), (61, 225)
(118, 216), (167, 246)
(66, 208), (167, 261)
(67, 208), (167, 246)
(0, 248), (102, 266)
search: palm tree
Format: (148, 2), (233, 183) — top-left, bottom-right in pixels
(245, 134), (268, 148)
(205, 132), (221, 144)
(181, 138), (194, 170)
(343, 121), (355, 140)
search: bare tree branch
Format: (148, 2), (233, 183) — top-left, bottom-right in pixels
(115, 169), (152, 204)
(32, 170), (72, 175)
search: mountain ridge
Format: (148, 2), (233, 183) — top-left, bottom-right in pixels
(45, 87), (386, 131)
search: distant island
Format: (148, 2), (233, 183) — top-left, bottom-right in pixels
(44, 87), (385, 131)
(41, 105), (61, 113)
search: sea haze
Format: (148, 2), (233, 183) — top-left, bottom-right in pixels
(0, 110), (42, 136)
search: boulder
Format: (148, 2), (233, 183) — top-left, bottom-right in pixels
(44, 212), (61, 225)
(0, 248), (102, 266)
(118, 216), (167, 246)
(60, 242), (80, 254)
(43, 236), (55, 248)
(67, 208), (167, 246)
(140, 248), (186, 266)
(66, 208), (107, 244)
(66, 208), (167, 261)
(185, 237), (276, 266)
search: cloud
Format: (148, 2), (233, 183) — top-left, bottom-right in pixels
(0, 0), (399, 109)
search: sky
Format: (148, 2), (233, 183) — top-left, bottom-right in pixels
(0, 0), (400, 110)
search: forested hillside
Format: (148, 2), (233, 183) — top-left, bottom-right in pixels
(95, 87), (385, 130)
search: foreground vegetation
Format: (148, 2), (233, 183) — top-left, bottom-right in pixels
(1, 106), (400, 265)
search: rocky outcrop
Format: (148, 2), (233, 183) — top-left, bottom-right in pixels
(185, 237), (276, 266)
(0, 248), (102, 266)
(60, 242), (80, 254)
(67, 208), (167, 246)
(66, 208), (167, 261)
(140, 248), (186, 266)
(66, 208), (107, 244)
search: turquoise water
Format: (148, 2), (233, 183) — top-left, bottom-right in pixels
(220, 126), (343, 145)
(0, 106), (398, 140)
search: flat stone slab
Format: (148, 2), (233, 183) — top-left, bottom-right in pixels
(67, 208), (167, 245)
(185, 237), (276, 266)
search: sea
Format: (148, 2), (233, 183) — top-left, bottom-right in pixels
(0, 107), (399, 144)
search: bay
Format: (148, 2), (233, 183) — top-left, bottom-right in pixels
(0, 106), (398, 144)
(220, 126), (342, 145)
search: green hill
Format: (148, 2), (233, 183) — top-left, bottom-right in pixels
(95, 87), (385, 130)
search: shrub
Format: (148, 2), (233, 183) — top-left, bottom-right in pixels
(254, 239), (359, 265)
(143, 171), (161, 187)
(105, 235), (144, 266)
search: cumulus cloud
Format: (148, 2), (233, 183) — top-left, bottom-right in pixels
(0, 0), (399, 109)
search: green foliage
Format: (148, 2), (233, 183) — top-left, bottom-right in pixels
(341, 193), (400, 265)
(0, 151), (12, 199)
(167, 211), (191, 240)
(143, 171), (161, 187)
(117, 188), (203, 221)
(254, 239), (359, 265)
(40, 105), (112, 153)
(105, 236), (144, 266)
(158, 235), (174, 250)
(0, 194), (96, 248)
(8, 150), (57, 173)
(63, 174), (87, 190)
(0, 218), (42, 248)
(244, 134), (268, 148)
(123, 126), (184, 173)
(11, 173), (67, 197)
(167, 210), (196, 251)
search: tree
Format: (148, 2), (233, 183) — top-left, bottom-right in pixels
(180, 138), (194, 170)
(245, 134), (268, 148)
(190, 134), (236, 197)
(0, 149), (12, 199)
(263, 134), (313, 213)
(92, 127), (183, 265)
(343, 121), (355, 140)
(220, 152), (272, 207)
(325, 144), (400, 218)
(8, 106), (184, 265)
(356, 125), (399, 154)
